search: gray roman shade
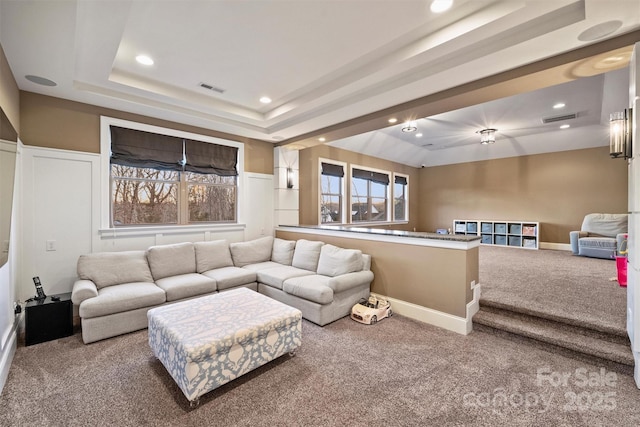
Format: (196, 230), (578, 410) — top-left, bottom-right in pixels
(395, 176), (407, 185)
(321, 162), (344, 177)
(110, 126), (238, 176)
(110, 126), (183, 171)
(184, 139), (237, 176)
(352, 168), (389, 185)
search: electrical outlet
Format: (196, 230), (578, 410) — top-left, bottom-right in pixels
(46, 240), (57, 251)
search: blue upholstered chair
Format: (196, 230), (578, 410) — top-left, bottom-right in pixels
(569, 213), (628, 259)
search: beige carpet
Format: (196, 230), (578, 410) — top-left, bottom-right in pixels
(479, 246), (626, 335)
(1, 314), (640, 426)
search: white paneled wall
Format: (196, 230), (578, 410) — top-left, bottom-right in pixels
(20, 147), (97, 300)
(273, 147), (299, 227)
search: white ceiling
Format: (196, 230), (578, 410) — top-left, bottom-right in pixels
(1, 0), (639, 166)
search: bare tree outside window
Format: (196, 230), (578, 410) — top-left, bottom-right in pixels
(111, 166), (236, 226)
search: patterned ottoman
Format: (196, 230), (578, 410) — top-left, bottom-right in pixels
(148, 287), (302, 406)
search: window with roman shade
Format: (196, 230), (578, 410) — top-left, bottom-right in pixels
(393, 174), (408, 221)
(320, 161), (345, 223)
(351, 167), (390, 222)
(109, 125), (238, 226)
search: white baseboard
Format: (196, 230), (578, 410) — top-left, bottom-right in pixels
(540, 242), (572, 251)
(372, 280), (481, 336)
(0, 329), (17, 396)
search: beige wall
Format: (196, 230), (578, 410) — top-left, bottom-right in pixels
(418, 147), (628, 243)
(277, 229), (478, 318)
(19, 92), (274, 174)
(299, 144), (420, 230)
(0, 44), (19, 140)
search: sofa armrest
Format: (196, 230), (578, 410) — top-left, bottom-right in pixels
(72, 279), (99, 305)
(617, 233), (629, 255)
(569, 231), (588, 254)
(327, 270), (374, 293)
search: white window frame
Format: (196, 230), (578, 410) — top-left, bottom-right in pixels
(99, 116), (245, 232)
(318, 158), (347, 224)
(392, 172), (409, 223)
(349, 164), (391, 224)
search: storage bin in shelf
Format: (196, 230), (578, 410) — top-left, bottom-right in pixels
(522, 237), (537, 248)
(522, 224), (537, 236)
(481, 234), (492, 244)
(466, 222), (478, 233)
(494, 235), (507, 245)
(508, 236), (522, 247)
(494, 223), (507, 234)
(481, 222), (493, 233)
(508, 223), (522, 234)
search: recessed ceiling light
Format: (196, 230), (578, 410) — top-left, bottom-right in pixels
(318, 137), (326, 142)
(553, 103), (566, 109)
(25, 75), (57, 86)
(135, 55), (154, 66)
(416, 133), (423, 138)
(560, 124), (570, 129)
(388, 118), (398, 124)
(260, 96), (272, 104)
(430, 0), (453, 13)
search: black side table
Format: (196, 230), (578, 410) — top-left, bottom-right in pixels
(25, 292), (73, 346)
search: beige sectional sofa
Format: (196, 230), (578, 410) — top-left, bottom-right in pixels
(72, 236), (373, 343)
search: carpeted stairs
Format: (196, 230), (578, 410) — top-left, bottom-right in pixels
(474, 301), (633, 366)
(475, 246), (633, 368)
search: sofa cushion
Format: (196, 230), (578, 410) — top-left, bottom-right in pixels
(194, 240), (233, 273)
(79, 282), (166, 318)
(147, 242), (196, 280)
(230, 236), (274, 267)
(581, 213), (627, 238)
(155, 273), (217, 302)
(242, 261), (283, 272)
(201, 266), (257, 291)
(272, 238), (296, 265)
(283, 275), (333, 304)
(316, 244), (363, 277)
(77, 251), (153, 290)
(257, 266), (314, 290)
(291, 239), (324, 272)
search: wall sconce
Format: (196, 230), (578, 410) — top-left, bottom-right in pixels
(610, 108), (632, 159)
(478, 128), (497, 145)
(286, 167), (294, 189)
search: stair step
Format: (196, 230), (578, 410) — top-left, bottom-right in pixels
(480, 299), (627, 338)
(479, 304), (630, 346)
(473, 309), (634, 366)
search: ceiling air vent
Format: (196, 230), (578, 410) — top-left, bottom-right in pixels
(542, 113), (577, 124)
(199, 82), (225, 94)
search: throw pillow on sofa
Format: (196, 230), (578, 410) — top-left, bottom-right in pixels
(147, 242), (197, 280)
(230, 236), (274, 267)
(272, 238), (296, 265)
(291, 239), (324, 272)
(194, 240), (234, 273)
(77, 250), (154, 289)
(316, 244), (363, 277)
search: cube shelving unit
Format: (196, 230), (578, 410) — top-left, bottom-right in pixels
(453, 219), (539, 250)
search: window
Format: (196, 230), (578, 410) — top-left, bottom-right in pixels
(351, 168), (389, 222)
(109, 125), (238, 226)
(393, 174), (408, 221)
(320, 162), (344, 223)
